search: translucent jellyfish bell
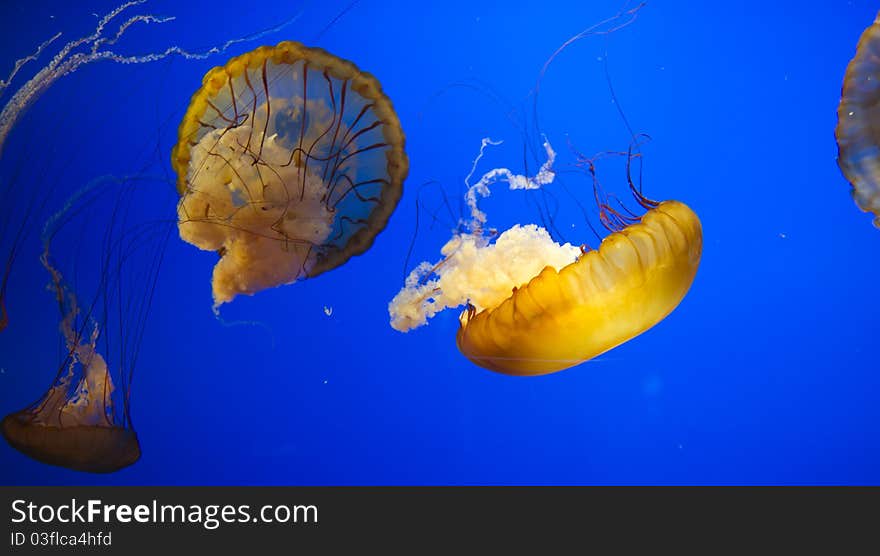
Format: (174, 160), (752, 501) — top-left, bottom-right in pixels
(173, 41), (408, 309)
(837, 11), (880, 228)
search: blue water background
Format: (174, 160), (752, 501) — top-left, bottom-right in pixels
(0, 0), (878, 485)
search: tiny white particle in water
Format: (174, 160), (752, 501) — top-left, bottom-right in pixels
(778, 232), (787, 239)
(323, 306), (333, 316)
(323, 380), (328, 384)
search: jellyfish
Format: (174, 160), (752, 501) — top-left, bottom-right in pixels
(172, 41), (408, 310)
(1, 276), (141, 473)
(388, 2), (699, 375)
(389, 138), (702, 376)
(2, 175), (167, 473)
(837, 11), (880, 228)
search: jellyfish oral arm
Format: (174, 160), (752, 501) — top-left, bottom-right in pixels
(389, 135), (573, 333)
(178, 126), (335, 309)
(0, 0), (309, 158)
(388, 224), (581, 332)
(0, 2), (175, 155)
(464, 137), (556, 230)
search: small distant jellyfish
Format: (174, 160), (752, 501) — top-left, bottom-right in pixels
(389, 138), (702, 376)
(2, 174), (161, 473)
(837, 11), (880, 228)
(172, 41), (408, 310)
(1, 278), (140, 473)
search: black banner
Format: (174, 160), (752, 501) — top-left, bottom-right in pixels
(2, 487), (878, 552)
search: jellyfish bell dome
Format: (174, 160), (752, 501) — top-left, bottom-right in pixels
(2, 415), (140, 474)
(455, 200), (702, 376)
(172, 41), (408, 309)
(837, 12), (880, 228)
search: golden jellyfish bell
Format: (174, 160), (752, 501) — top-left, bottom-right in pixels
(172, 41), (407, 308)
(837, 12), (880, 228)
(455, 201), (702, 376)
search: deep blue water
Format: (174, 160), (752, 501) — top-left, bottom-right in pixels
(0, 0), (878, 485)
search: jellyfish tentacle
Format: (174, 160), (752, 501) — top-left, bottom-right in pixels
(0, 0), (303, 156)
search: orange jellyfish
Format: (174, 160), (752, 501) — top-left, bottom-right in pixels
(2, 175), (164, 472)
(837, 11), (880, 228)
(389, 138), (702, 376)
(1, 282), (141, 473)
(172, 41), (407, 310)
